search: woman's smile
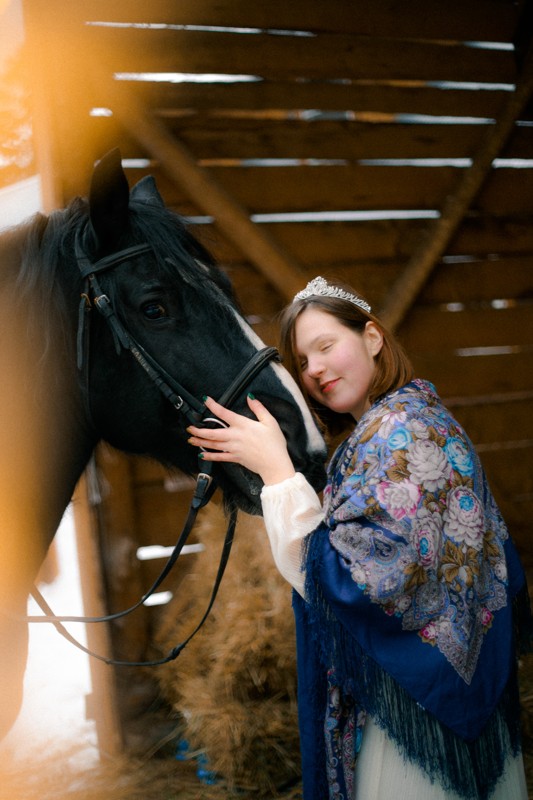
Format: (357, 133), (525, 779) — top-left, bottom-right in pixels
(320, 378), (340, 394)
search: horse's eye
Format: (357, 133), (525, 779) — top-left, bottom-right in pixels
(142, 302), (167, 320)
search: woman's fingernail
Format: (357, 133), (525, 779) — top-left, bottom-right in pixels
(248, 392), (255, 400)
(202, 395), (208, 402)
(198, 452), (204, 459)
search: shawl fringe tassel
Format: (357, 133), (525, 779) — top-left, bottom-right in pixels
(300, 529), (526, 800)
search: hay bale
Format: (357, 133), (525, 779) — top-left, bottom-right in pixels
(155, 502), (301, 795)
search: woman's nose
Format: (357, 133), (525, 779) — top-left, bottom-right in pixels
(306, 357), (324, 378)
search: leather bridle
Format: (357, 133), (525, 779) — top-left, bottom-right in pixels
(27, 234), (280, 667)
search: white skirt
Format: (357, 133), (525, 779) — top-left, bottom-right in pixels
(354, 716), (528, 800)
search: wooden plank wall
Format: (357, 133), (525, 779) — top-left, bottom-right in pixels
(22, 0), (533, 741)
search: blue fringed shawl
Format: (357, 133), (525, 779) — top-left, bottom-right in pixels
(293, 380), (530, 800)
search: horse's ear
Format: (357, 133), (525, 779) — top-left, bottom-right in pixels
(130, 175), (166, 208)
(89, 148), (130, 248)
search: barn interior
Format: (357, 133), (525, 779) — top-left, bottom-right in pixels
(12, 0), (533, 796)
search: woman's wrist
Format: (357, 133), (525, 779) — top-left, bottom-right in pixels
(260, 455), (296, 487)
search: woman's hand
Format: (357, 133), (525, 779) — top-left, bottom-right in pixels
(187, 394), (296, 486)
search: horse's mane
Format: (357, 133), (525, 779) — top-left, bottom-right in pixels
(0, 202), (88, 367)
(0, 200), (86, 314)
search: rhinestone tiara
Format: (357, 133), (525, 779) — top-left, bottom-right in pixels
(293, 276), (371, 313)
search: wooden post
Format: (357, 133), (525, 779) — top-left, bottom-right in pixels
(71, 471), (123, 758)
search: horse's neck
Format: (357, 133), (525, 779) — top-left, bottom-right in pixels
(0, 296), (94, 600)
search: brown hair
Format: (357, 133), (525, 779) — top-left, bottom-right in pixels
(278, 288), (415, 438)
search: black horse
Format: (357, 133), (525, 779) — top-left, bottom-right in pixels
(0, 149), (326, 738)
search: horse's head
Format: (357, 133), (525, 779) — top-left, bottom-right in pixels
(78, 150), (326, 513)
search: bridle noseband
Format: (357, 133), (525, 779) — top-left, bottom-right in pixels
(28, 233), (280, 667)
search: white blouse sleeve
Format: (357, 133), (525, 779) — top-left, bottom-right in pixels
(260, 472), (324, 597)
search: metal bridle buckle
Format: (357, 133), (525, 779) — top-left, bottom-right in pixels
(198, 416), (229, 452)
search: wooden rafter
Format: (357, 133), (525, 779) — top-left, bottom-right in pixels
(380, 43), (533, 332)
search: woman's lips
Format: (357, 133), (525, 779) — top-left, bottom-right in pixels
(320, 378), (339, 394)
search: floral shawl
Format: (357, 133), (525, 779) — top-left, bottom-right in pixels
(293, 380), (529, 800)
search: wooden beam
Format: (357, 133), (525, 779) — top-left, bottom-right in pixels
(123, 161), (464, 215)
(160, 117), (504, 161)
(380, 43), (533, 331)
(167, 216), (533, 267)
(398, 305), (532, 351)
(102, 78), (307, 301)
(67, 0), (522, 43)
(71, 471), (123, 758)
(146, 81), (511, 121)
(80, 27), (517, 85)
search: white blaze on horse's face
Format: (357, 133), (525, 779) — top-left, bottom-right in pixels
(231, 310), (326, 454)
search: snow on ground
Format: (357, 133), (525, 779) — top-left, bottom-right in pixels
(0, 506), (99, 770)
(0, 176), (42, 231)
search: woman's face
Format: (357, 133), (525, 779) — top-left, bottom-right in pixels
(294, 306), (383, 421)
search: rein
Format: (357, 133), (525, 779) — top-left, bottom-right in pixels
(27, 234), (280, 667)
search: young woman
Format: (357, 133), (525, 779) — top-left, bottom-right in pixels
(187, 276), (530, 800)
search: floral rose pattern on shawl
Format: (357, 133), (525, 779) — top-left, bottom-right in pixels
(324, 380), (508, 684)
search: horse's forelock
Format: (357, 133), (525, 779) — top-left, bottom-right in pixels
(128, 202), (237, 309)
